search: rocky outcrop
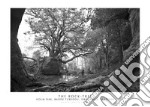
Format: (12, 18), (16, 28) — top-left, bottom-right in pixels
(11, 8), (31, 91)
(41, 58), (61, 75)
(123, 9), (140, 61)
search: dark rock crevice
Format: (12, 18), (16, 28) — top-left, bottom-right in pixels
(11, 8), (31, 92)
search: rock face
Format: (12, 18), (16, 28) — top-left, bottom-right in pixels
(123, 9), (140, 61)
(122, 9), (140, 91)
(11, 8), (31, 91)
(42, 58), (61, 75)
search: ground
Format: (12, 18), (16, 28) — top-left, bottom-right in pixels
(25, 72), (107, 92)
(25, 64), (139, 92)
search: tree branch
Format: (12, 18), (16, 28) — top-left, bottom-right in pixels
(23, 57), (37, 62)
(39, 43), (51, 52)
(60, 51), (93, 64)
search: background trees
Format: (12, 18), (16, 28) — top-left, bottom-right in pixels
(78, 8), (133, 75)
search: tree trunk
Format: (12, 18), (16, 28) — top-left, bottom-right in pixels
(118, 39), (124, 64)
(117, 20), (124, 64)
(105, 33), (109, 70)
(99, 56), (102, 69)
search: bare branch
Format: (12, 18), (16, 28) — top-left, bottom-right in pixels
(23, 57), (37, 62)
(60, 51), (93, 64)
(68, 49), (76, 56)
(39, 43), (51, 52)
(46, 9), (62, 28)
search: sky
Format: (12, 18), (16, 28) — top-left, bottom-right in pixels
(18, 14), (41, 57)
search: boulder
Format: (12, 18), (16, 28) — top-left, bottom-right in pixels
(42, 58), (61, 75)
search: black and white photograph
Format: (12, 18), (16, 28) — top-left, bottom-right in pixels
(11, 8), (140, 92)
(0, 0), (149, 106)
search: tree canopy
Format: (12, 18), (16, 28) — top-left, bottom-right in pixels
(25, 8), (93, 64)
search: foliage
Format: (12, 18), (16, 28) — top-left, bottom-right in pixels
(82, 28), (106, 50)
(25, 8), (93, 63)
(82, 8), (132, 72)
(91, 8), (129, 29)
(82, 28), (108, 71)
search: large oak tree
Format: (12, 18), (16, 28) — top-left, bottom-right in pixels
(25, 8), (93, 64)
